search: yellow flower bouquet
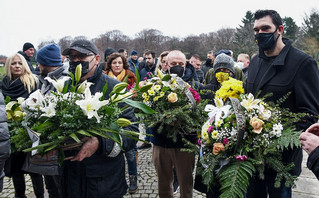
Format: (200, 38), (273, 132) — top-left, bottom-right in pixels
(198, 77), (305, 198)
(132, 69), (207, 142)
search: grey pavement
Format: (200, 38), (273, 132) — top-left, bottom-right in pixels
(1, 143), (318, 198)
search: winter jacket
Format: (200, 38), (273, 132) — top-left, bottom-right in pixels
(128, 58), (139, 75)
(246, 38), (319, 176)
(38, 64), (69, 95)
(23, 64), (69, 176)
(0, 92), (10, 192)
(63, 65), (138, 197)
(307, 146), (319, 180)
(182, 62), (201, 90)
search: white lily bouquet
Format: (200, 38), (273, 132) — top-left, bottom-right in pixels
(198, 77), (305, 198)
(20, 65), (154, 163)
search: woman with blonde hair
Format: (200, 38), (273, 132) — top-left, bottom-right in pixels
(1, 53), (39, 100)
(0, 53), (44, 198)
(155, 51), (170, 74)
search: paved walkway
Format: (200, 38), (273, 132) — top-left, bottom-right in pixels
(1, 143), (318, 198)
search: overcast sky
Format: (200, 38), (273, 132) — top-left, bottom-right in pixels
(0, 0), (318, 56)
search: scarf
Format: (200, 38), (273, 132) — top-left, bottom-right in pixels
(108, 69), (127, 82)
(0, 76), (30, 100)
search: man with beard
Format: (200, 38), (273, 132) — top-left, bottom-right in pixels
(246, 9), (319, 198)
(62, 39), (138, 197)
(139, 50), (157, 80)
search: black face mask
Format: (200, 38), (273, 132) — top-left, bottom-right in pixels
(169, 66), (185, 77)
(255, 28), (279, 51)
(69, 61), (90, 78)
(205, 58), (212, 65)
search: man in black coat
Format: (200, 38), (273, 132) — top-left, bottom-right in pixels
(18, 42), (40, 75)
(62, 39), (138, 198)
(246, 9), (319, 198)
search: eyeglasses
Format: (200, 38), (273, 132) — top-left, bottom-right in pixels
(67, 53), (95, 61)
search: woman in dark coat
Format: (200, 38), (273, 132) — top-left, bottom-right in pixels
(0, 53), (44, 198)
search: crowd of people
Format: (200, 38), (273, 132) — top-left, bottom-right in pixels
(0, 9), (319, 198)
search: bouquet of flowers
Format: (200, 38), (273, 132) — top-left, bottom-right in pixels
(5, 97), (32, 152)
(198, 77), (304, 198)
(133, 69), (207, 142)
(18, 64), (154, 163)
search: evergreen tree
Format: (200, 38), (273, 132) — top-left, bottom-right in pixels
(282, 17), (298, 42)
(233, 11), (258, 57)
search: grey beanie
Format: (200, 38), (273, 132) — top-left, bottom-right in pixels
(213, 53), (235, 75)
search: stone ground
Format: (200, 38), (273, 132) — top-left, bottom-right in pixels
(1, 143), (318, 198)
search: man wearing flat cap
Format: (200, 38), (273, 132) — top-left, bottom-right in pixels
(62, 39), (138, 197)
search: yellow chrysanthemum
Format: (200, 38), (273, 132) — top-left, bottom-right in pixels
(148, 89), (155, 96)
(215, 77), (244, 101)
(154, 85), (161, 92)
(142, 92), (148, 98)
(216, 72), (229, 83)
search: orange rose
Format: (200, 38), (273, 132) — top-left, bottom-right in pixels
(249, 117), (264, 134)
(167, 92), (178, 103)
(213, 143), (225, 155)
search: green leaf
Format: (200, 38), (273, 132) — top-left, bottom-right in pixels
(101, 81), (109, 101)
(69, 133), (81, 143)
(76, 130), (93, 137)
(124, 99), (156, 114)
(139, 84), (153, 92)
(161, 74), (172, 81)
(218, 159), (255, 198)
(44, 144), (58, 153)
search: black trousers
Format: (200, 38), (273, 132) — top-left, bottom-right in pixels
(44, 175), (63, 198)
(12, 172), (44, 198)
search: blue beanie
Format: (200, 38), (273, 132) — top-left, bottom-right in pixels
(131, 50), (138, 56)
(36, 44), (63, 66)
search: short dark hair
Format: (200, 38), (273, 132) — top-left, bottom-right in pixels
(144, 50), (155, 58)
(118, 48), (126, 53)
(254, 9), (282, 28)
(106, 53), (129, 71)
(192, 54), (201, 61)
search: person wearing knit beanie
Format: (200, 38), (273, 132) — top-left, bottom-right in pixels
(131, 50), (138, 56)
(104, 48), (116, 61)
(213, 53), (236, 76)
(36, 44), (63, 67)
(23, 42), (35, 52)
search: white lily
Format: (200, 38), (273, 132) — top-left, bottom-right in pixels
(40, 102), (56, 118)
(241, 93), (261, 112)
(76, 88), (109, 123)
(258, 103), (271, 120)
(77, 80), (94, 93)
(22, 90), (45, 111)
(17, 97), (25, 104)
(45, 76), (70, 93)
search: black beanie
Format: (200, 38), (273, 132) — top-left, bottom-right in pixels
(23, 42), (34, 52)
